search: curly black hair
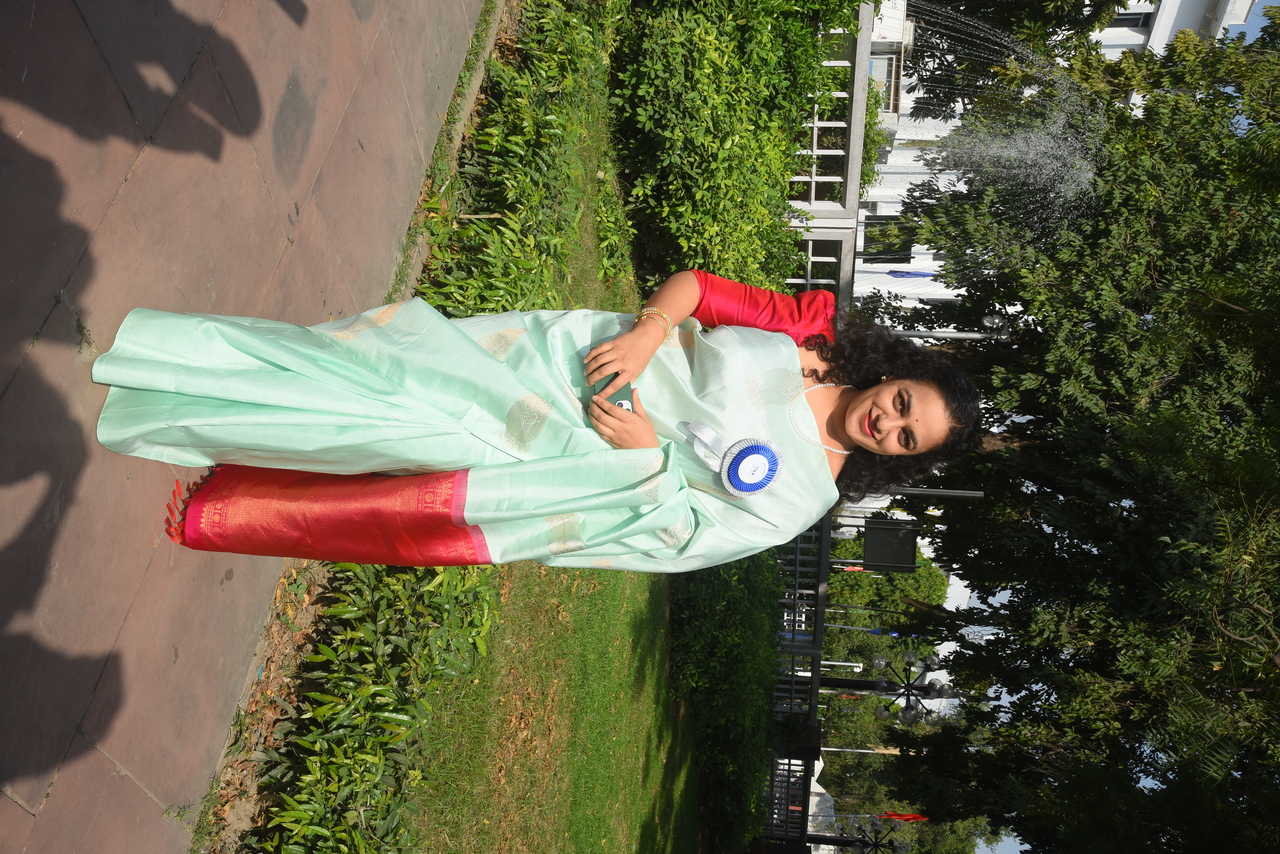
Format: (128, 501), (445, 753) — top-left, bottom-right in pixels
(805, 313), (983, 502)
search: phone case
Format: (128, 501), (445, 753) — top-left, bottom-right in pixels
(594, 374), (633, 411)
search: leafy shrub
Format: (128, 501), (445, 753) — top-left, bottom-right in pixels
(668, 550), (785, 850)
(246, 564), (496, 854)
(612, 11), (799, 288)
(862, 84), (893, 193)
(420, 0), (633, 314)
(636, 0), (858, 120)
(612, 1), (860, 288)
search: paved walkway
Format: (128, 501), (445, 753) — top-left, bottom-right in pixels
(0, 0), (483, 849)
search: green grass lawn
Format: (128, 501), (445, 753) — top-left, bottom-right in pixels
(410, 566), (698, 854)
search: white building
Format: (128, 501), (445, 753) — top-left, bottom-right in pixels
(1096, 0), (1259, 59)
(788, 1), (958, 307)
(789, 0), (1260, 300)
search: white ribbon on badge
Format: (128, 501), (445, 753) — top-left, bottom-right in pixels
(684, 421), (782, 499)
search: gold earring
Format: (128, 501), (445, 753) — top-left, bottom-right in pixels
(881, 375), (887, 383)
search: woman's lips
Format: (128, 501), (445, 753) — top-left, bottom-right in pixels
(863, 411), (875, 439)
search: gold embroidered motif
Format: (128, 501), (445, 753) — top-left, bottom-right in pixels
(591, 557), (613, 568)
(547, 513), (585, 555)
(661, 328), (695, 349)
(328, 302), (406, 340)
(639, 475), (663, 502)
(688, 477), (742, 501)
(477, 328), (527, 360)
(745, 368), (805, 409)
(656, 518), (693, 547)
(501, 394), (553, 452)
(635, 453), (665, 501)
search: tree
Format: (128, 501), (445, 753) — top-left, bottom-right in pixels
(903, 0), (1128, 121)
(873, 15), (1280, 851)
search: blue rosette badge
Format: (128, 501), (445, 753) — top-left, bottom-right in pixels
(721, 438), (781, 497)
(685, 422), (783, 499)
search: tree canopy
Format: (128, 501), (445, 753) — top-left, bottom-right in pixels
(876, 13), (1280, 852)
(903, 0), (1129, 120)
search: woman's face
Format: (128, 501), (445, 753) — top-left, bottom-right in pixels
(843, 379), (952, 456)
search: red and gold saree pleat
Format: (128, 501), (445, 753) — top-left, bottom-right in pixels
(166, 465), (489, 566)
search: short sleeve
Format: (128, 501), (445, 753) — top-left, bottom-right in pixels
(690, 270), (836, 345)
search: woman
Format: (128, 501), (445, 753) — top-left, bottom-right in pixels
(93, 270), (981, 571)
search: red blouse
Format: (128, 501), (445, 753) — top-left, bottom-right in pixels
(690, 270), (836, 345)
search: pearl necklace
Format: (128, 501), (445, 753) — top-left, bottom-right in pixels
(788, 383), (852, 455)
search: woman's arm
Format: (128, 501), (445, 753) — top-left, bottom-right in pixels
(583, 270), (701, 396)
(689, 270), (836, 344)
(582, 271), (699, 451)
(584, 269), (837, 397)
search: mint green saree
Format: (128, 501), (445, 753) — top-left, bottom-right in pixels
(94, 298), (839, 571)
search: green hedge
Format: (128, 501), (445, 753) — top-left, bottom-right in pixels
(668, 550), (785, 850)
(246, 565), (496, 854)
(419, 0), (631, 315)
(613, 1), (860, 288)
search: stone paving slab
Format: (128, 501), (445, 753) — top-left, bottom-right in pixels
(75, 0), (234, 138)
(387, 0), (477, 164)
(0, 0), (486, 848)
(211, 0), (383, 228)
(81, 544), (280, 810)
(260, 197), (362, 324)
(19, 735), (191, 854)
(73, 44), (290, 347)
(0, 790), (35, 854)
(0, 304), (129, 810)
(311, 20), (427, 300)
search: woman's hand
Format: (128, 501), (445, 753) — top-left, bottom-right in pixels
(584, 319), (666, 399)
(589, 389), (659, 450)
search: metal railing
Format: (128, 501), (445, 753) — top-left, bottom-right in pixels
(762, 756), (814, 842)
(764, 518), (832, 842)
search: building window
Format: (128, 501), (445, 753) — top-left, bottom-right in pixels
(1108, 12), (1152, 28)
(859, 201), (878, 213)
(869, 53), (900, 113)
(860, 215), (912, 264)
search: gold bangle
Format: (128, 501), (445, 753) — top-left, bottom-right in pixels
(637, 312), (670, 336)
(636, 307), (673, 337)
(638, 306), (672, 326)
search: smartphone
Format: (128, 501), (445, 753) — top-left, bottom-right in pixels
(594, 374), (634, 412)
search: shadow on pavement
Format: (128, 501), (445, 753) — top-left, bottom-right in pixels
(2, 0), (264, 159)
(0, 0), (273, 798)
(0, 115), (118, 809)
